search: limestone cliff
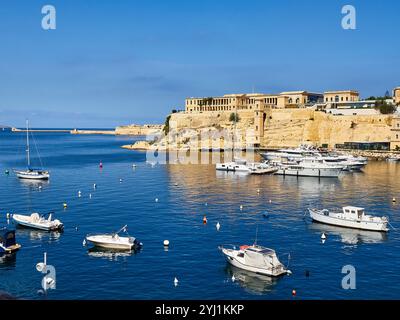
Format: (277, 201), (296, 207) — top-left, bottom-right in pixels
(115, 124), (163, 136)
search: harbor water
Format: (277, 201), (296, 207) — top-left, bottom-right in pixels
(0, 131), (399, 299)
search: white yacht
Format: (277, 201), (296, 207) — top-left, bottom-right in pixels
(273, 158), (343, 178)
(12, 212), (63, 231)
(219, 244), (288, 277)
(85, 225), (142, 250)
(308, 206), (389, 232)
(14, 120), (50, 180)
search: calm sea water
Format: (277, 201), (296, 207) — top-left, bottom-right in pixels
(0, 131), (399, 300)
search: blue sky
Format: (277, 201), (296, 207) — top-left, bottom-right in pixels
(0, 0), (399, 128)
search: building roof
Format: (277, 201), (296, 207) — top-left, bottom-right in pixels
(324, 90), (359, 94)
(280, 91), (307, 95)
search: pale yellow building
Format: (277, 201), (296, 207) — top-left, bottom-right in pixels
(391, 117), (400, 150)
(393, 87), (400, 105)
(185, 91), (323, 113)
(324, 90), (359, 103)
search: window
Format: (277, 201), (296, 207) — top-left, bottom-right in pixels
(335, 95), (339, 102)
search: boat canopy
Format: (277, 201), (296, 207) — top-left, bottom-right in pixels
(0, 228), (17, 248)
(343, 206), (365, 212)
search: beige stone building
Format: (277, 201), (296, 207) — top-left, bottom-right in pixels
(393, 87), (400, 105)
(323, 90), (359, 104)
(391, 117), (400, 150)
(185, 91), (323, 113)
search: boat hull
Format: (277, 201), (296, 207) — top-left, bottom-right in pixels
(14, 170), (49, 180)
(276, 167), (342, 178)
(12, 215), (63, 232)
(86, 235), (140, 250)
(309, 209), (388, 232)
(221, 248), (287, 277)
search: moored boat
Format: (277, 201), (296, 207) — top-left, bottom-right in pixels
(0, 228), (21, 255)
(14, 120), (50, 180)
(85, 225), (142, 250)
(219, 244), (289, 277)
(308, 206), (389, 232)
(12, 212), (63, 231)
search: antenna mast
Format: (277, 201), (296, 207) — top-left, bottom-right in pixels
(26, 119), (30, 168)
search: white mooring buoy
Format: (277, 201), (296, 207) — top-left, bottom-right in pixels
(321, 233), (327, 240)
(216, 222), (221, 231)
(78, 191), (82, 198)
(163, 240), (170, 247)
(174, 277), (179, 286)
(240, 205), (243, 211)
(155, 198), (159, 203)
(232, 275), (236, 282)
(83, 239), (86, 246)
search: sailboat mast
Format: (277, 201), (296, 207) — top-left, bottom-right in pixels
(26, 119), (30, 167)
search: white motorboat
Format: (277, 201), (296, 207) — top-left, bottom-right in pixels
(12, 212), (63, 231)
(14, 120), (50, 180)
(85, 225), (142, 250)
(220, 244), (288, 277)
(308, 206), (389, 232)
(216, 158), (250, 173)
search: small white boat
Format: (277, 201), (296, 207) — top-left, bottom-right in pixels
(220, 244), (288, 277)
(12, 212), (63, 231)
(85, 225), (142, 250)
(14, 120), (50, 180)
(216, 158), (250, 173)
(14, 169), (50, 180)
(309, 206), (389, 232)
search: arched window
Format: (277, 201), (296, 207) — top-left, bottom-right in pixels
(335, 95), (340, 102)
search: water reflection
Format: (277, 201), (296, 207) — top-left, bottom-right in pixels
(225, 265), (278, 295)
(308, 222), (388, 245)
(16, 227), (62, 243)
(87, 247), (138, 261)
(0, 252), (17, 269)
(19, 179), (50, 191)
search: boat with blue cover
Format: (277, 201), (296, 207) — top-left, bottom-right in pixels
(0, 228), (21, 255)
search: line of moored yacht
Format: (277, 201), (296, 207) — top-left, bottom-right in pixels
(216, 145), (368, 178)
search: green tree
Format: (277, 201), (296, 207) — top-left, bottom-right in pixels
(229, 113), (240, 122)
(163, 115), (172, 135)
(375, 100), (396, 114)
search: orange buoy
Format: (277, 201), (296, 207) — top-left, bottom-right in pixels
(203, 216), (207, 224)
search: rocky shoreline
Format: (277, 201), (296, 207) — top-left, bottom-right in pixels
(121, 140), (400, 160)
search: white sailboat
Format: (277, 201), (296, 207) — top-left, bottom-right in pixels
(14, 120), (50, 180)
